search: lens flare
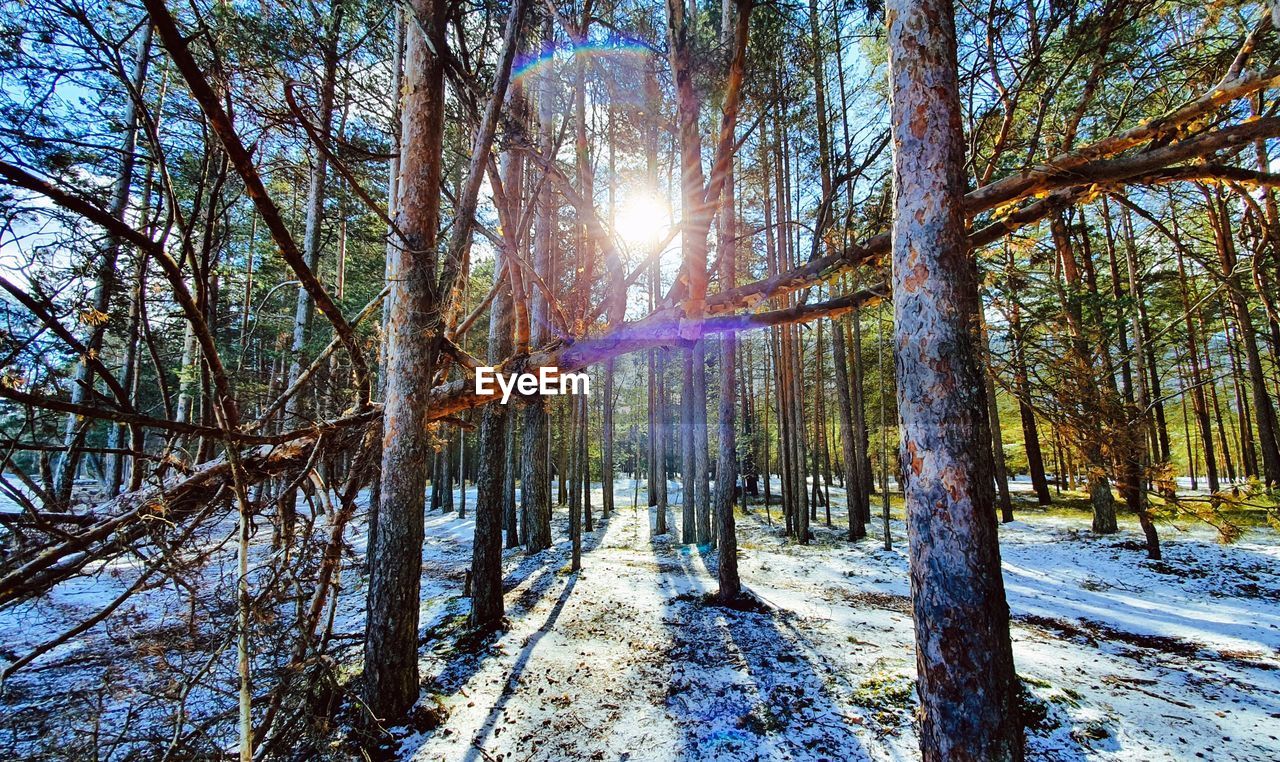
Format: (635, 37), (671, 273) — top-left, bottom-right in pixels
(613, 192), (670, 249)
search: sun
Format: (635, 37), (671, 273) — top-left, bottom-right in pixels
(613, 191), (670, 250)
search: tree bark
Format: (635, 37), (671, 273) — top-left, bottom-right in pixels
(469, 149), (523, 629)
(363, 0), (448, 723)
(886, 0), (1022, 756)
(520, 13), (556, 555)
(681, 348), (697, 542)
(832, 318), (866, 539)
(714, 102), (740, 600)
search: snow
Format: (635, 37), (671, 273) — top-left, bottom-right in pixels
(2, 479), (1278, 760)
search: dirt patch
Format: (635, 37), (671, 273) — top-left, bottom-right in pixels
(1016, 613), (1280, 671)
(824, 588), (912, 614)
(1017, 613), (1203, 656)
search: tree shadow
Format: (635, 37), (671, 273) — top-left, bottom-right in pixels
(455, 570), (580, 762)
(652, 536), (871, 760)
(401, 491), (621, 754)
(443, 492), (620, 759)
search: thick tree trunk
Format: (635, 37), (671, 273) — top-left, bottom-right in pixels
(363, 0), (447, 723)
(886, 0), (1022, 757)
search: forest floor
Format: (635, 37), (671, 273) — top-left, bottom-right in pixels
(2, 480), (1279, 760)
(373, 481), (1280, 762)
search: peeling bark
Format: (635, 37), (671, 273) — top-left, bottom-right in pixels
(886, 0), (1022, 756)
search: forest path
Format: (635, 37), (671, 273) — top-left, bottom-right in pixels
(392, 483), (1280, 761)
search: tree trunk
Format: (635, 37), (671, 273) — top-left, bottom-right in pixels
(886, 0), (1022, 756)
(977, 307), (1013, 522)
(1004, 244), (1052, 504)
(363, 0), (447, 722)
(1123, 222), (1162, 559)
(55, 25), (153, 501)
(279, 0), (344, 548)
(285, 0), (343, 416)
(693, 340), (711, 544)
(1206, 188), (1280, 486)
(505, 416), (519, 549)
(520, 14), (556, 555)
(681, 348), (697, 543)
(469, 137), (523, 629)
(832, 318), (866, 540)
(714, 122), (740, 601)
(849, 314), (874, 515)
(569, 399), (583, 571)
(1051, 212), (1117, 534)
(1174, 240), (1219, 492)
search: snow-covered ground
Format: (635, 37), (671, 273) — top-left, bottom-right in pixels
(384, 481), (1280, 761)
(2, 480), (1278, 760)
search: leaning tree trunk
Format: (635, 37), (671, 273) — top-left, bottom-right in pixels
(363, 0), (447, 723)
(1207, 188), (1280, 487)
(885, 0), (1023, 757)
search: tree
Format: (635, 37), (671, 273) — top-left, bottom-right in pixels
(363, 0), (449, 722)
(885, 0), (1022, 756)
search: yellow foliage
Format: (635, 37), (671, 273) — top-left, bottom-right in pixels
(79, 308), (109, 327)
